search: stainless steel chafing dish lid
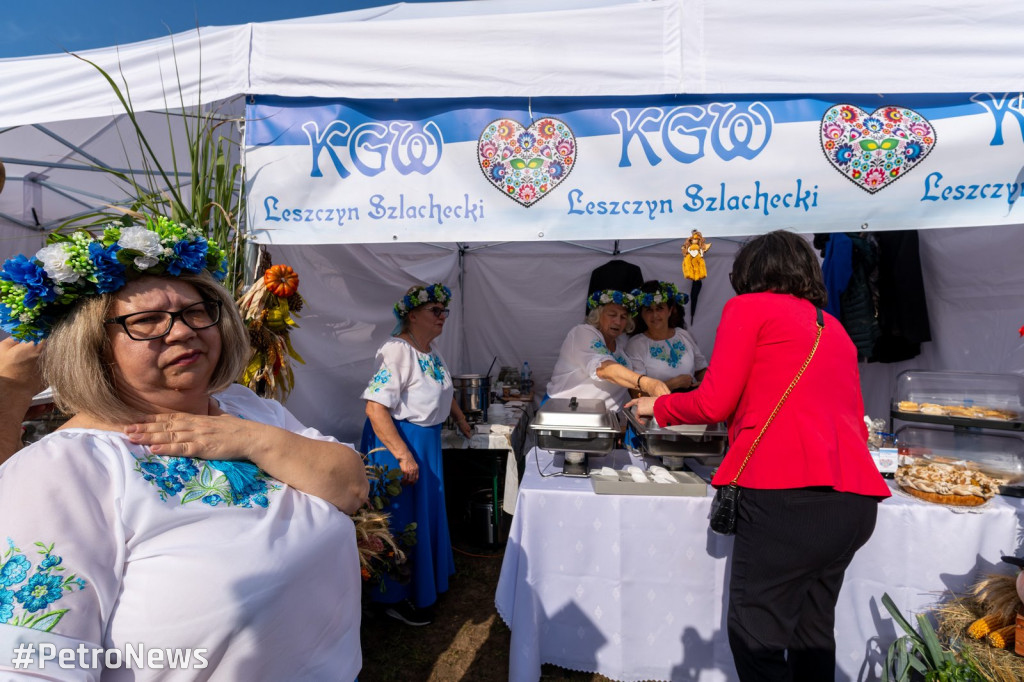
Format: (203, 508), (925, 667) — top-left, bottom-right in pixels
(530, 397), (620, 433)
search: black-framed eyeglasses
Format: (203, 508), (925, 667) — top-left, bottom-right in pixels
(105, 300), (222, 340)
(424, 306), (450, 319)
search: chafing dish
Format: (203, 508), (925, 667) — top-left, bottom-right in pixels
(891, 370), (1024, 431)
(624, 406), (728, 468)
(529, 397), (622, 456)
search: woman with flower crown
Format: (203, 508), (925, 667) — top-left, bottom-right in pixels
(0, 219), (369, 680)
(626, 280), (708, 393)
(545, 289), (671, 411)
(359, 283), (472, 627)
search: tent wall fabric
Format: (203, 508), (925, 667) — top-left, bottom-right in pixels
(271, 227), (1024, 444)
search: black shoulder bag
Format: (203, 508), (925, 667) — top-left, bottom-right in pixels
(709, 308), (825, 535)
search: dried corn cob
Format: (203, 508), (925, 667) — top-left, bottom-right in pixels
(967, 613), (1007, 639)
(986, 624), (1016, 649)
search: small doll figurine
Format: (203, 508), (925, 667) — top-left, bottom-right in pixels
(682, 229), (710, 281)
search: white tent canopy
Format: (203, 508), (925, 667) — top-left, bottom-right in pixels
(2, 0), (1024, 443)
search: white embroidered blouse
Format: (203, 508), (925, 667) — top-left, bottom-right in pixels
(361, 337), (454, 426)
(545, 324), (633, 411)
(625, 328), (708, 383)
(0, 383), (361, 681)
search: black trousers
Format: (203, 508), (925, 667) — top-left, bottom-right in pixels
(727, 487), (878, 682)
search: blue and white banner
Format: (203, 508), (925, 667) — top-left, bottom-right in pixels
(244, 93), (1024, 244)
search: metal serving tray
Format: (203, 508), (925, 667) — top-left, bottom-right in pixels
(624, 406), (728, 459)
(530, 397), (622, 454)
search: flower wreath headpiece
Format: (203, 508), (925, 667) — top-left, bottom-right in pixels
(586, 289), (637, 315)
(0, 216), (227, 342)
(393, 283), (452, 321)
(633, 281), (689, 309)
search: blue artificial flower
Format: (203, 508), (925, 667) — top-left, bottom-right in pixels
(38, 554), (62, 571)
(0, 588), (14, 623)
(167, 239), (208, 275)
(202, 494), (224, 507)
(14, 573), (64, 612)
(167, 457), (199, 482)
(0, 555), (30, 587)
(1, 256), (57, 308)
(88, 242), (126, 294)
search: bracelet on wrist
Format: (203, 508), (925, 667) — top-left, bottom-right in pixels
(636, 374), (646, 391)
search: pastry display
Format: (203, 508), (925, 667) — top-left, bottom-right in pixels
(894, 400), (1019, 422)
(895, 461), (1005, 506)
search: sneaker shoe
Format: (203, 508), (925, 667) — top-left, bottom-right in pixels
(383, 600), (432, 626)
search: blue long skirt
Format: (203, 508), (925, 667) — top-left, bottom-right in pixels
(360, 418), (455, 608)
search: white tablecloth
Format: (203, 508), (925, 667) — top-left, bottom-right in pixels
(494, 447), (1024, 682)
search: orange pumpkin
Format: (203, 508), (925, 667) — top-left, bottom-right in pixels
(264, 264), (299, 297)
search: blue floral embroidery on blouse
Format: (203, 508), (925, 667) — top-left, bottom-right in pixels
(649, 339), (688, 368)
(368, 368), (391, 394)
(417, 353), (447, 384)
(590, 339), (629, 368)
(0, 538), (88, 631)
(132, 454), (281, 508)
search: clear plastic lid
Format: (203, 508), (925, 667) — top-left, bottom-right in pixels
(895, 424), (1024, 483)
(891, 370), (1024, 428)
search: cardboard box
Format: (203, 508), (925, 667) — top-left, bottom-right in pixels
(590, 470), (707, 497)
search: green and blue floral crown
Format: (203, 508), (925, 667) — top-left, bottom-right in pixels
(633, 281), (688, 309)
(0, 216), (227, 342)
(586, 289), (637, 315)
(393, 283), (452, 320)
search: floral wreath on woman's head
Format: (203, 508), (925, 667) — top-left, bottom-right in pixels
(0, 216), (227, 342)
(586, 289), (637, 315)
(633, 281), (689, 310)
(393, 283), (452, 321)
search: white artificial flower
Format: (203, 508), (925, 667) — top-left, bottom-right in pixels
(35, 244), (80, 283)
(600, 293), (611, 304)
(133, 256), (160, 270)
(117, 226), (164, 259)
(417, 289), (429, 303)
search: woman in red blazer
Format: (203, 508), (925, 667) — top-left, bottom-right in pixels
(632, 230), (889, 682)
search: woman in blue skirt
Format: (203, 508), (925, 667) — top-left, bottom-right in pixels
(360, 283), (472, 626)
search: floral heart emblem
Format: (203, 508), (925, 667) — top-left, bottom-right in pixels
(478, 117), (576, 207)
(820, 105), (936, 194)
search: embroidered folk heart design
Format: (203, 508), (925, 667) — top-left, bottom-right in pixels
(478, 117), (576, 207)
(820, 105), (936, 194)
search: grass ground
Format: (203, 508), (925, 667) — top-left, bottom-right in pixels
(358, 532), (612, 681)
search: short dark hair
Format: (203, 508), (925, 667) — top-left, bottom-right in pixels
(729, 230), (828, 307)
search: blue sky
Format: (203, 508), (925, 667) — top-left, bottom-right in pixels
(0, 1), (445, 59)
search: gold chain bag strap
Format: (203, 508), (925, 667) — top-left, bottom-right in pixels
(709, 308), (825, 535)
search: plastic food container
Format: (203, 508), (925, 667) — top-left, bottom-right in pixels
(894, 424), (1024, 484)
(891, 370), (1024, 431)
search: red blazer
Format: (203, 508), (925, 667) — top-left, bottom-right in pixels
(653, 292), (890, 497)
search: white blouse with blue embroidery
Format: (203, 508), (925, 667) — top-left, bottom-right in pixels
(545, 323), (633, 411)
(361, 337), (454, 426)
(625, 328), (708, 383)
(0, 383), (361, 681)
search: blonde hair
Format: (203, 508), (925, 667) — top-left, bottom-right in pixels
(42, 272), (251, 424)
(586, 305), (636, 335)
